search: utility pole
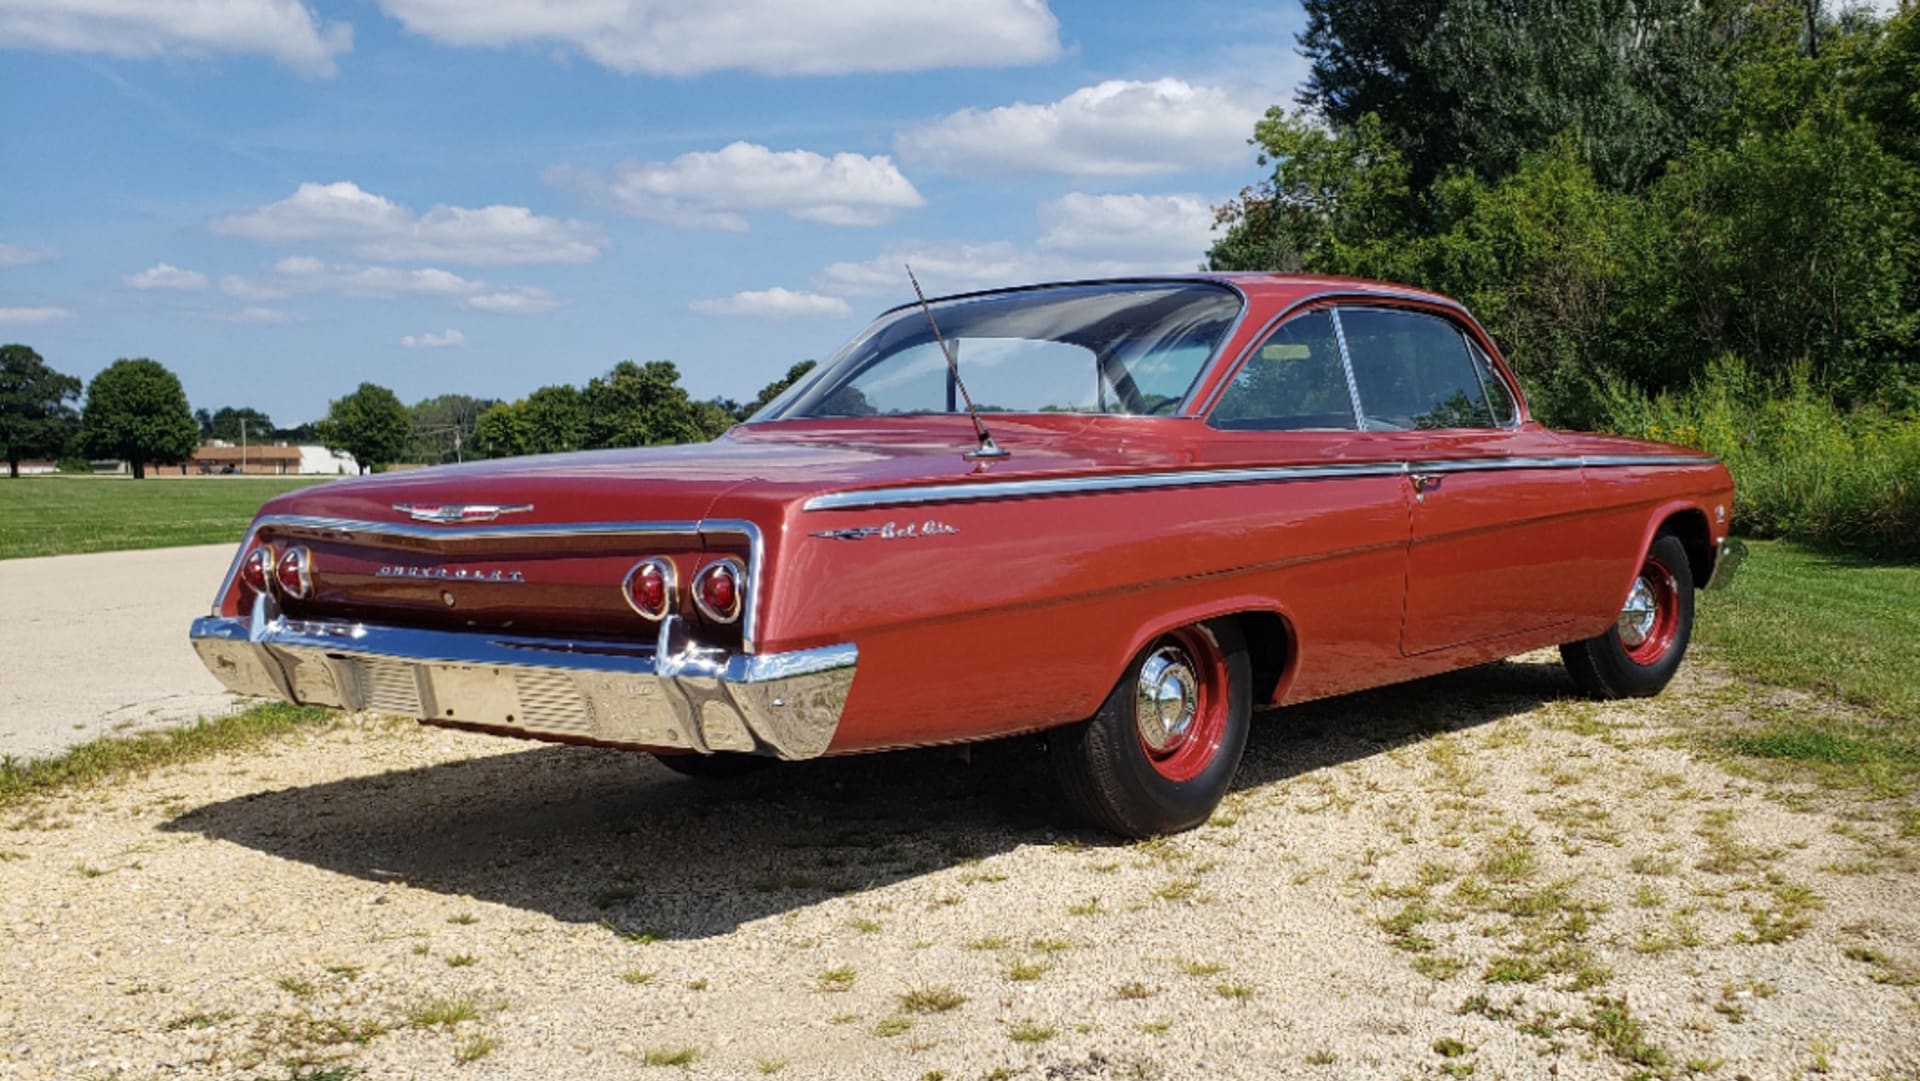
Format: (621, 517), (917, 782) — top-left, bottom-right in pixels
(241, 417), (248, 474)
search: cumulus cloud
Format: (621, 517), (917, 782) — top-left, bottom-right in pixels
(1036, 193), (1215, 265)
(898, 79), (1263, 177)
(125, 263), (210, 290)
(206, 306), (299, 324)
(401, 328), (467, 348)
(220, 257), (560, 314)
(213, 181), (605, 265)
(690, 288), (851, 319)
(0, 306), (74, 325)
(0, 0), (351, 76)
(548, 143), (923, 231)
(0, 243), (57, 267)
(372, 0), (1058, 76)
(817, 195), (1217, 299)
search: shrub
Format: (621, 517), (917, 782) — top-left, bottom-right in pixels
(1598, 356), (1920, 554)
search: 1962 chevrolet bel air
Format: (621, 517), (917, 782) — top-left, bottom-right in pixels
(191, 274), (1742, 836)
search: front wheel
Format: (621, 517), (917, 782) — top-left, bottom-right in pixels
(1050, 620), (1252, 838)
(1560, 532), (1695, 698)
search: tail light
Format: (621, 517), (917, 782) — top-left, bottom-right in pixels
(275, 545), (312, 599)
(622, 558), (676, 620)
(693, 559), (744, 624)
(239, 545), (273, 593)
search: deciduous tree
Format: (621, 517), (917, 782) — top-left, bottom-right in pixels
(316, 382), (410, 473)
(0, 344), (81, 477)
(77, 358), (200, 479)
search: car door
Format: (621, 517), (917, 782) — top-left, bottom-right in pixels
(1333, 305), (1597, 655)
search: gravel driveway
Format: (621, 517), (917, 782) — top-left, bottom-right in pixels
(3, 655), (1916, 1080)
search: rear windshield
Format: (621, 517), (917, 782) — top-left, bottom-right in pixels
(757, 283), (1243, 420)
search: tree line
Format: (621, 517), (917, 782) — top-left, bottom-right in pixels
(0, 342), (815, 478)
(1207, 0), (1918, 430)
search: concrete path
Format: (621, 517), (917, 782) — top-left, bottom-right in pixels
(0, 544), (243, 761)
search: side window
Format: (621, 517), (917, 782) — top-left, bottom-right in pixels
(1465, 336), (1519, 427)
(1337, 307), (1498, 430)
(1208, 309), (1357, 431)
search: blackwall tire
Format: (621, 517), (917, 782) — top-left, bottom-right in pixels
(1561, 532), (1695, 699)
(1050, 619), (1252, 838)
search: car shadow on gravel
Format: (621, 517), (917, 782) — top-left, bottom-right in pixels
(161, 657), (1576, 938)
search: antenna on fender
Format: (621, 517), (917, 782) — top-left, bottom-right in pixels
(908, 264), (1009, 461)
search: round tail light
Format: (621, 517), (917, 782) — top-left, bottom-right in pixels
(622, 558), (676, 620)
(275, 545), (312, 599)
(693, 559), (744, 624)
(240, 545), (273, 593)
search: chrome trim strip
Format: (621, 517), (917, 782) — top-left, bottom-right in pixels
(1329, 308), (1366, 429)
(800, 453), (1719, 512)
(209, 515), (766, 653)
(1704, 537), (1747, 591)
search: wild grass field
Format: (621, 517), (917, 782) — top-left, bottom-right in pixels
(0, 475), (335, 559)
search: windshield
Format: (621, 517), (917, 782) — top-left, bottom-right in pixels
(758, 282), (1242, 421)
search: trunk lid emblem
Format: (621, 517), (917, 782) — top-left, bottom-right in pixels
(393, 503), (534, 524)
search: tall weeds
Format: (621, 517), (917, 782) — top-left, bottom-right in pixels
(1598, 357), (1920, 556)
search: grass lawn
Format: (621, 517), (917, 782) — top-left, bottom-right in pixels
(0, 474), (336, 559)
(1694, 538), (1920, 803)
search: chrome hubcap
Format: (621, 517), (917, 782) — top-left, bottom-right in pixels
(1136, 646), (1199, 753)
(1617, 577), (1658, 647)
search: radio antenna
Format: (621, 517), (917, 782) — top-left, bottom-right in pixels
(908, 264), (1008, 461)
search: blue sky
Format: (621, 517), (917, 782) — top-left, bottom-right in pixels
(0, 1), (1310, 425)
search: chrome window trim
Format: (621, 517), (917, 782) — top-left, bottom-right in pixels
(209, 515), (768, 653)
(800, 453), (1719, 512)
(1192, 287), (1473, 417)
(1330, 308), (1367, 429)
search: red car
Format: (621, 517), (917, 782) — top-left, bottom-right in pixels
(191, 274), (1742, 836)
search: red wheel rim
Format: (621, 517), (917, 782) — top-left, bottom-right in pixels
(1133, 627), (1228, 783)
(1617, 555), (1680, 665)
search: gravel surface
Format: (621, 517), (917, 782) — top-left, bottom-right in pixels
(0, 544), (242, 760)
(2, 654), (1916, 1080)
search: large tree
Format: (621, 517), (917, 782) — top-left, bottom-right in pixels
(405, 393), (496, 464)
(1297, 0), (1725, 193)
(316, 382), (410, 473)
(472, 384), (588, 459)
(77, 358), (201, 478)
(581, 360), (707, 448)
(0, 344), (82, 477)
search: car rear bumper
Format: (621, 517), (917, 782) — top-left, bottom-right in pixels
(188, 599), (855, 760)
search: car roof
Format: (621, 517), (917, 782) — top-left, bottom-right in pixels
(888, 273), (1462, 316)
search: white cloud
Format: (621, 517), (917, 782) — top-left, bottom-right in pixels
(401, 328), (467, 348)
(213, 181), (605, 265)
(818, 196), (1216, 299)
(0, 0), (351, 76)
(549, 143), (923, 231)
(207, 306), (299, 324)
(0, 243), (57, 267)
(220, 257), (560, 314)
(0, 306), (73, 325)
(898, 78), (1263, 177)
(690, 288), (851, 319)
(372, 0), (1058, 76)
(125, 262), (210, 290)
(1036, 193), (1215, 266)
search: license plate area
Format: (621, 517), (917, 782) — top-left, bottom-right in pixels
(427, 664), (527, 725)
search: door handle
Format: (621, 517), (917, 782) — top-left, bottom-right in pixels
(1411, 472), (1443, 495)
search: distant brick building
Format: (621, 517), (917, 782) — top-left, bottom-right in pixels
(190, 443), (305, 475)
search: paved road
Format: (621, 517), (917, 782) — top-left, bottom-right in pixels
(0, 544), (243, 761)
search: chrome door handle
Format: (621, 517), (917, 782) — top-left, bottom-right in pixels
(1411, 472), (1443, 494)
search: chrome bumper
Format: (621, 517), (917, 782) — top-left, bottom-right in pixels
(1704, 537), (1748, 591)
(188, 600), (855, 760)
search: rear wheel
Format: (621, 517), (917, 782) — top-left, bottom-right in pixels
(1561, 532), (1695, 698)
(1050, 620), (1251, 838)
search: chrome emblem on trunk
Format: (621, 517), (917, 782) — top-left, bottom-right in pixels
(811, 520), (959, 541)
(377, 566), (526, 583)
(393, 502), (534, 524)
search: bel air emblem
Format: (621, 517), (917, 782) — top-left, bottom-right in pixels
(393, 502), (534, 524)
(812, 520), (959, 541)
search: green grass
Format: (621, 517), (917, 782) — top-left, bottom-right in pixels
(0, 702), (337, 808)
(1696, 540), (1920, 723)
(0, 474), (334, 559)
